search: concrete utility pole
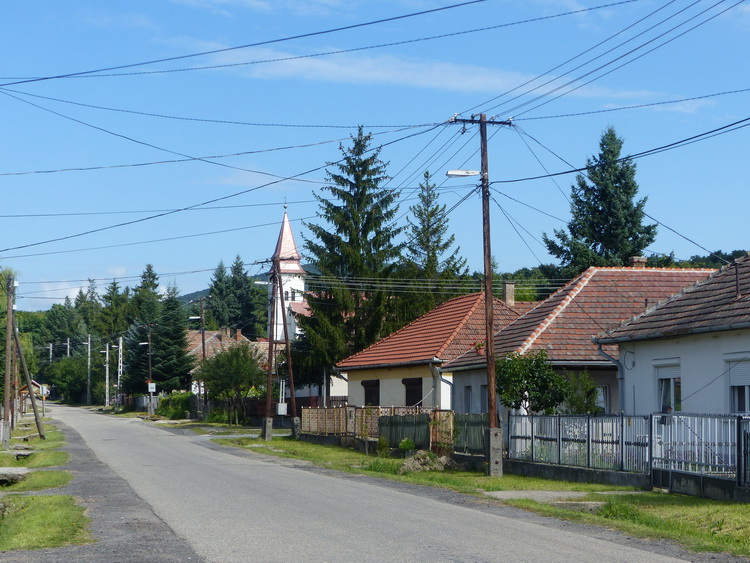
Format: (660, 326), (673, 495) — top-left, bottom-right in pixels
(2, 274), (13, 448)
(449, 113), (511, 476)
(262, 265), (277, 441)
(86, 334), (92, 405)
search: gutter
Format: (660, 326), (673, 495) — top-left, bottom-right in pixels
(428, 358), (452, 410)
(595, 341), (624, 414)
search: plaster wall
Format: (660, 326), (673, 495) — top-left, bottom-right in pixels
(344, 366), (447, 408)
(620, 329), (750, 415)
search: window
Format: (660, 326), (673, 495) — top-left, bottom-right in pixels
(657, 364), (681, 412)
(402, 378), (422, 407)
(361, 380), (380, 406)
(728, 359), (750, 414)
(291, 288), (297, 302)
(596, 386), (609, 414)
(463, 386), (473, 413)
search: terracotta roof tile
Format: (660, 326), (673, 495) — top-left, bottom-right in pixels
(598, 254), (750, 342)
(336, 293), (533, 370)
(445, 266), (714, 370)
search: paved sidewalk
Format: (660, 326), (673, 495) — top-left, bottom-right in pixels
(0, 418), (204, 563)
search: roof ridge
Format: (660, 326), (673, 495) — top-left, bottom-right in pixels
(435, 293), (484, 358)
(518, 268), (595, 354)
(337, 292), (481, 366)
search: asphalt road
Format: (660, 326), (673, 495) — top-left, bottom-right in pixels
(3, 405), (746, 562)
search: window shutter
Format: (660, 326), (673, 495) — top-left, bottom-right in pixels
(729, 360), (750, 387)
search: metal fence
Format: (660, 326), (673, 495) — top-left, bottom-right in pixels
(653, 413), (739, 478)
(741, 418), (750, 487)
(508, 414), (650, 473)
(454, 413), (489, 455)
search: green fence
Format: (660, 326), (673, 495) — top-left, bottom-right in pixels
(379, 413), (430, 449)
(454, 413), (488, 455)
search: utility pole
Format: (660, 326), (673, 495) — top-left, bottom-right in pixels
(449, 113), (511, 476)
(276, 258), (298, 434)
(66, 337), (70, 357)
(262, 266), (277, 441)
(117, 336), (123, 409)
(2, 274), (13, 449)
(12, 318), (45, 439)
(86, 334), (92, 405)
(103, 343), (110, 407)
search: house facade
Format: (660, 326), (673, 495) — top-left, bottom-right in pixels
(443, 260), (714, 418)
(337, 288), (535, 409)
(595, 254), (750, 415)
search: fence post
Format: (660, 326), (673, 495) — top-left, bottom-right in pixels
(530, 415), (535, 462)
(737, 416), (743, 488)
(557, 415), (561, 464)
(619, 412), (625, 471)
(648, 414), (654, 485)
(586, 415), (591, 469)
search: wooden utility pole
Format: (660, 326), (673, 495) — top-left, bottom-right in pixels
(449, 114), (511, 476)
(12, 318), (45, 439)
(262, 266), (277, 440)
(276, 258), (297, 419)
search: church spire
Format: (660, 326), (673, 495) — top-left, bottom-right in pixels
(272, 211), (305, 275)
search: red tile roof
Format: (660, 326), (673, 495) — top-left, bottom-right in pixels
(598, 254), (750, 343)
(445, 266), (714, 370)
(336, 293), (534, 370)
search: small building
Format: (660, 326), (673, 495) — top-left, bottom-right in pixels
(337, 289), (535, 409)
(595, 254), (750, 415)
(443, 260), (714, 417)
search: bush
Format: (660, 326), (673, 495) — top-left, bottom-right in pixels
(399, 438), (416, 452)
(205, 408), (228, 423)
(376, 435), (390, 458)
(156, 392), (193, 420)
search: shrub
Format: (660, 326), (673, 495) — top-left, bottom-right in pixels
(399, 438), (416, 452)
(376, 435), (391, 458)
(156, 392), (193, 420)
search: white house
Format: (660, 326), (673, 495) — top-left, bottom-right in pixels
(595, 254), (750, 415)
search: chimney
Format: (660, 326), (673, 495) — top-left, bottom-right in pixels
(628, 256), (647, 269)
(221, 327), (230, 340)
(503, 281), (515, 307)
(235, 329), (243, 341)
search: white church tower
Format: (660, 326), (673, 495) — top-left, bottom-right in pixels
(268, 209), (306, 343)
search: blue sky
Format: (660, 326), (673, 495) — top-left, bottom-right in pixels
(4, 0), (749, 310)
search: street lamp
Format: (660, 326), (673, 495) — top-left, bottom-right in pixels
(188, 298), (208, 409)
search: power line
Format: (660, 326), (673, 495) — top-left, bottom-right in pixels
(0, 0), (489, 88)
(0, 1), (637, 84)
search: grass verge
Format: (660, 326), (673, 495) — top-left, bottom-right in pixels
(0, 418), (90, 551)
(0, 495), (88, 550)
(214, 433), (750, 557)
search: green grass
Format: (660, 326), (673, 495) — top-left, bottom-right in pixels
(0, 495), (89, 550)
(0, 451), (69, 468)
(506, 492), (750, 557)
(2, 470), (72, 492)
(213, 433), (750, 557)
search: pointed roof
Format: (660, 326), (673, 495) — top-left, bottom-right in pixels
(336, 293), (535, 371)
(445, 266), (715, 371)
(597, 254), (750, 343)
(272, 211), (305, 275)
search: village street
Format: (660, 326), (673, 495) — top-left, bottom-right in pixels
(3, 405), (723, 563)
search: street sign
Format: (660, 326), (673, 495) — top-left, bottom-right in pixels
(148, 382), (156, 393)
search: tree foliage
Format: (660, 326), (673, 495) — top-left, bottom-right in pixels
(196, 342), (265, 425)
(543, 127), (657, 277)
(299, 127), (403, 368)
(495, 351), (569, 413)
(399, 170), (469, 323)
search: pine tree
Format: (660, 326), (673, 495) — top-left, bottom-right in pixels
(401, 170), (469, 322)
(543, 127), (657, 277)
(96, 280), (130, 339)
(228, 255), (266, 339)
(299, 127), (403, 369)
(130, 264), (160, 324)
(74, 280), (101, 333)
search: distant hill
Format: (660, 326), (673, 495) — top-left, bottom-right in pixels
(178, 264), (316, 304)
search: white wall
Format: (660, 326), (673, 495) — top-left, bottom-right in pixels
(620, 329), (750, 415)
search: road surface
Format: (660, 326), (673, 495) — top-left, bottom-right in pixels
(4, 405), (738, 562)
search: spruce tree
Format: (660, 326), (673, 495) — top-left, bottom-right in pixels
(401, 170), (468, 322)
(206, 260), (235, 329)
(543, 126), (657, 277)
(151, 285), (194, 391)
(299, 127), (403, 369)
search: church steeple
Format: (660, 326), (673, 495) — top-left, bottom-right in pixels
(272, 210), (305, 275)
(268, 209), (307, 342)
